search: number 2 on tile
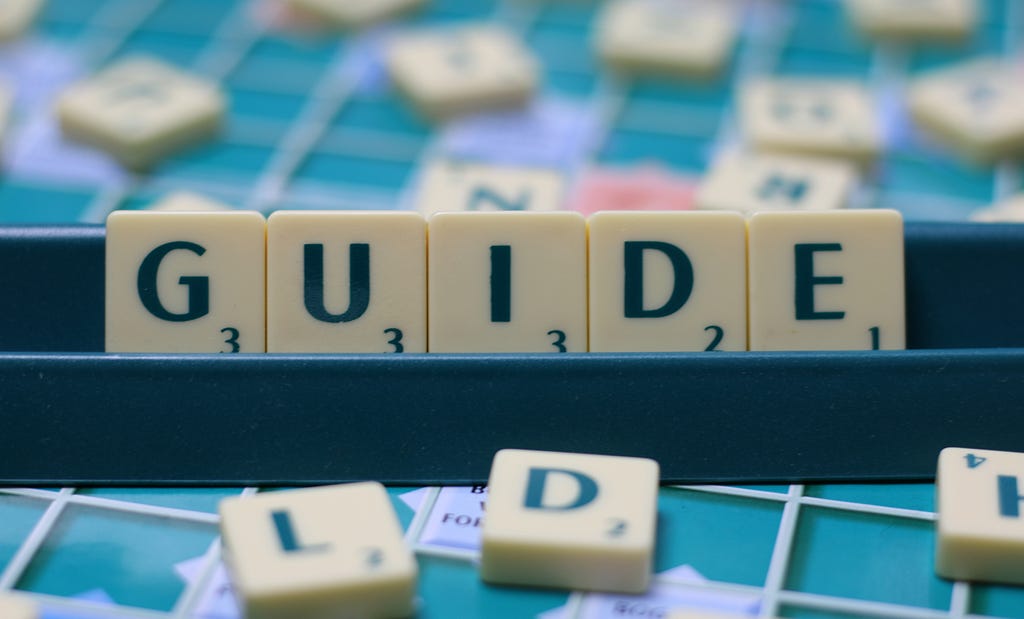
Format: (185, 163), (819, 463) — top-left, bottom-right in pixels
(704, 325), (724, 351)
(607, 519), (627, 538)
(365, 547), (383, 568)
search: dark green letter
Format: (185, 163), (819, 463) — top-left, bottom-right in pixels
(490, 245), (511, 323)
(523, 468), (598, 511)
(794, 243), (845, 320)
(623, 241), (693, 318)
(303, 243), (370, 323)
(137, 241), (208, 322)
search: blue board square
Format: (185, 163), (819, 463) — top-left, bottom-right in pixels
(655, 488), (782, 587)
(805, 484), (935, 512)
(416, 556), (567, 619)
(116, 29), (209, 67)
(17, 505), (218, 612)
(786, 506), (952, 610)
(0, 494), (48, 573)
(142, 0), (236, 35)
(600, 129), (712, 172)
(971, 583), (1024, 617)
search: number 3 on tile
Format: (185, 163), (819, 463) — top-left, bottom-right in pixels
(548, 329), (567, 352)
(221, 327), (240, 353)
(384, 328), (404, 353)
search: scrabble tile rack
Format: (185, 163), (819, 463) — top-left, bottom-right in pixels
(3, 221), (1024, 486)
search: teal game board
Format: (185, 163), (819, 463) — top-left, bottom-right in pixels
(1, 0), (1023, 617)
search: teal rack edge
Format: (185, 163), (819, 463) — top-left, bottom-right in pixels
(2, 222), (1024, 486)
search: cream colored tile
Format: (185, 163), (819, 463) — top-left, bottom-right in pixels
(695, 152), (857, 215)
(56, 56), (226, 170)
(909, 58), (1024, 164)
(105, 211), (266, 353)
(937, 447), (1024, 584)
(267, 211), (426, 353)
(845, 0), (976, 41)
(148, 191), (232, 212)
(748, 210), (905, 351)
(428, 212), (587, 352)
(972, 194), (1024, 222)
(481, 449), (659, 593)
(286, 0), (424, 28)
(415, 160), (564, 216)
(596, 0), (739, 79)
(588, 211), (747, 352)
(0, 0), (42, 41)
(0, 594), (38, 619)
(740, 78), (882, 165)
(220, 482), (417, 619)
(387, 25), (538, 121)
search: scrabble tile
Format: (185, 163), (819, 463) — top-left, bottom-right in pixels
(695, 152), (857, 214)
(148, 191), (232, 212)
(748, 210), (905, 351)
(387, 25), (539, 121)
(105, 211), (266, 353)
(481, 449), (659, 593)
(972, 194), (1024, 222)
(0, 594), (38, 619)
(571, 166), (696, 216)
(588, 211), (747, 352)
(845, 0), (976, 41)
(415, 160), (564, 216)
(0, 0), (42, 41)
(267, 211), (426, 353)
(428, 212), (587, 352)
(220, 482), (417, 619)
(740, 78), (883, 165)
(56, 57), (226, 170)
(285, 0), (424, 29)
(597, 0), (739, 79)
(936, 447), (1024, 584)
(908, 58), (1024, 164)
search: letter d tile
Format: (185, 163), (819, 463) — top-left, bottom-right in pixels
(105, 210), (266, 352)
(589, 211), (747, 352)
(481, 448), (659, 593)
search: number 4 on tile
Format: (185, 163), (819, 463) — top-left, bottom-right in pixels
(965, 453), (987, 469)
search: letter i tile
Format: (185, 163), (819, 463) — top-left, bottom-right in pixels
(480, 449), (659, 593)
(937, 447), (1024, 585)
(105, 211), (266, 353)
(428, 212), (587, 352)
(219, 482), (418, 619)
(747, 210), (905, 351)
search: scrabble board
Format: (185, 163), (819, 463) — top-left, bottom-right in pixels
(2, 0), (1024, 617)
